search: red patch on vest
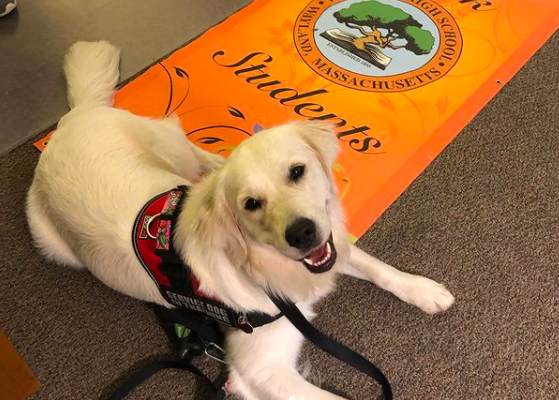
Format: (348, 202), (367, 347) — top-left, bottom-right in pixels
(134, 193), (171, 287)
(133, 190), (212, 299)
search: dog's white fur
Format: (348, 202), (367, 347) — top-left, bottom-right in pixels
(27, 41), (455, 400)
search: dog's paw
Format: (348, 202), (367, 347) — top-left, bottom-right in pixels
(399, 275), (455, 314)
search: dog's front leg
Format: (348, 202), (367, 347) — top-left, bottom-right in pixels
(338, 244), (455, 314)
(226, 318), (350, 400)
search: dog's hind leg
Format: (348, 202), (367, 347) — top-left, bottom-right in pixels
(338, 244), (455, 314)
(26, 186), (83, 268)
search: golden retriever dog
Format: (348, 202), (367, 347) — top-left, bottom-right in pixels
(27, 41), (454, 400)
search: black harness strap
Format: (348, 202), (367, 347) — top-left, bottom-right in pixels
(269, 295), (393, 400)
(154, 304), (223, 347)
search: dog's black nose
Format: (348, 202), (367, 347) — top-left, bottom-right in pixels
(285, 218), (317, 251)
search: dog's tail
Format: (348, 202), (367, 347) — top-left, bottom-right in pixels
(64, 41), (120, 109)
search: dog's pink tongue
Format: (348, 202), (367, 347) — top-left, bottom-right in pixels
(307, 243), (327, 263)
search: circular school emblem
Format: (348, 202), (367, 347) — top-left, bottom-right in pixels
(294, 0), (462, 92)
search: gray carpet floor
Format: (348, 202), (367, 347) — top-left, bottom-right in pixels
(0, 0), (251, 154)
(1, 32), (557, 400)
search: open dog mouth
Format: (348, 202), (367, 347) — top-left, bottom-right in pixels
(301, 234), (337, 274)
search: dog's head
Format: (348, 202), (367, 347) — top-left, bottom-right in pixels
(218, 121), (340, 274)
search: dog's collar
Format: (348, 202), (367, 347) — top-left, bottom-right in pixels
(132, 185), (282, 333)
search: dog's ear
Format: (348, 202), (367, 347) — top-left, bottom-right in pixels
(294, 121), (339, 171)
(212, 184), (248, 265)
(177, 173), (248, 268)
(175, 174), (265, 308)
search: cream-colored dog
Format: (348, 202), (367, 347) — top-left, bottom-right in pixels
(27, 41), (454, 400)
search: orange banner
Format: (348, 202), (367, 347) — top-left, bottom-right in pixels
(36, 0), (559, 239)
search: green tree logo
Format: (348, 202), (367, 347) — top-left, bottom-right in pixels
(322, 0), (436, 70)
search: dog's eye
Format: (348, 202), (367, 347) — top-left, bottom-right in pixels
(244, 198), (262, 211)
(289, 165), (305, 182)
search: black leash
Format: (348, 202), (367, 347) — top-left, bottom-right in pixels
(106, 359), (228, 400)
(106, 299), (392, 400)
(269, 295), (393, 400)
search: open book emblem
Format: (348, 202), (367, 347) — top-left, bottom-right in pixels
(295, 0), (463, 92)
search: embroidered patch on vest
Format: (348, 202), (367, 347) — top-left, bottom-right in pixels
(155, 190), (184, 251)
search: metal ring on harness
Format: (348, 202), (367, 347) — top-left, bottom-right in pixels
(145, 213), (161, 240)
(203, 341), (227, 364)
